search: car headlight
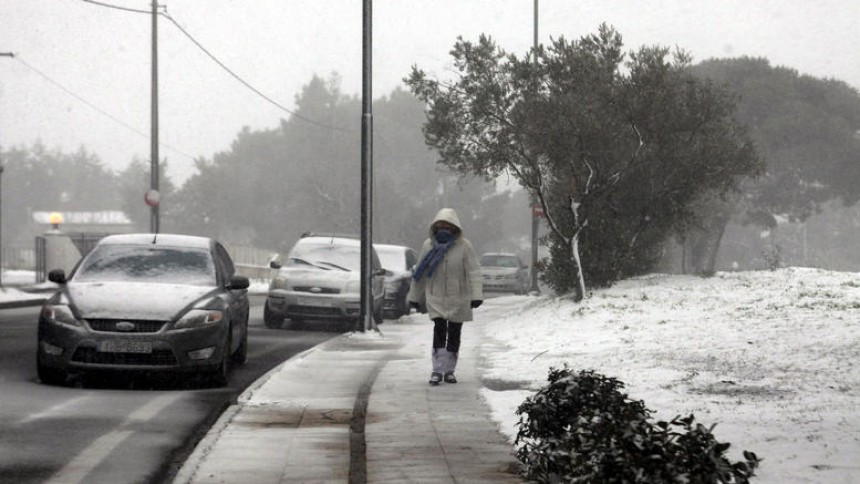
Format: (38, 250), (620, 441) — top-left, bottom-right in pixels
(40, 304), (81, 327)
(174, 309), (223, 329)
(270, 276), (288, 290)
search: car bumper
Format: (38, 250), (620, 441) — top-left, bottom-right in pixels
(267, 291), (381, 321)
(482, 280), (523, 292)
(37, 317), (229, 374)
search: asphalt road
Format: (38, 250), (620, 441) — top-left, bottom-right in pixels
(0, 296), (338, 484)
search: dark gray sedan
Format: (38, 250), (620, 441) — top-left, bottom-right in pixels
(36, 233), (250, 387)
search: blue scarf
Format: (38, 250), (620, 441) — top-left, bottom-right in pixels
(413, 229), (456, 280)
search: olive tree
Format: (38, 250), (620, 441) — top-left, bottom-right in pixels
(406, 25), (761, 299)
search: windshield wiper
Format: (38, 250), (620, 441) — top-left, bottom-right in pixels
(289, 257), (329, 269)
(314, 261), (350, 271)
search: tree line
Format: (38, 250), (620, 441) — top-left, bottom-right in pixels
(3, 25), (859, 298)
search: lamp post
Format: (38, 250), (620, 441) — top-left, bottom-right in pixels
(150, 2), (160, 234)
(528, 1), (541, 295)
(0, 52), (14, 286)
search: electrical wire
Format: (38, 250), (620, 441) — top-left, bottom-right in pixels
(13, 55), (196, 161)
(79, 0), (352, 132)
(81, 0), (151, 15)
(160, 13), (351, 132)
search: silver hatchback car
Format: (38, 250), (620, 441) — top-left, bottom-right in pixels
(480, 252), (530, 294)
(264, 235), (385, 330)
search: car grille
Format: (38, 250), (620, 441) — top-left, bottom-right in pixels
(71, 347), (177, 366)
(292, 286), (340, 294)
(86, 319), (167, 333)
(287, 305), (342, 317)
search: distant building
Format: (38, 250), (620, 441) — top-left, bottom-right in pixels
(3, 211), (139, 270)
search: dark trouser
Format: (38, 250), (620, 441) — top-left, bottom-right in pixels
(432, 318), (462, 373)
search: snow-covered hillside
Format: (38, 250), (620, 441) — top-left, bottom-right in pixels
(478, 268), (860, 483)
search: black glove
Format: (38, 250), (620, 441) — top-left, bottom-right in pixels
(409, 301), (420, 310)
(470, 300), (483, 309)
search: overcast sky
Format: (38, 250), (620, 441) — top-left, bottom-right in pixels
(1, 0), (858, 185)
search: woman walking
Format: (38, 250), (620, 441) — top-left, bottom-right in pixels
(408, 208), (483, 385)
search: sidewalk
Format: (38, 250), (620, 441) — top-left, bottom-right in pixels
(174, 314), (523, 483)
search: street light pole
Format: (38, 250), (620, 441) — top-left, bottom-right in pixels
(150, 1), (160, 234)
(0, 52), (14, 286)
(359, 0), (375, 332)
(528, 0), (541, 295)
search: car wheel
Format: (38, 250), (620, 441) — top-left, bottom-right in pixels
(263, 304), (282, 329)
(398, 296), (409, 317)
(208, 336), (230, 387)
(37, 357), (66, 386)
(231, 320), (248, 365)
(373, 302), (384, 325)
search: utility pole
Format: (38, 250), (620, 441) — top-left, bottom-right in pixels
(150, 1), (160, 233)
(359, 0), (375, 332)
(0, 51), (14, 286)
(528, 0), (541, 295)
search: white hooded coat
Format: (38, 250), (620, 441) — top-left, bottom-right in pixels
(407, 208), (483, 322)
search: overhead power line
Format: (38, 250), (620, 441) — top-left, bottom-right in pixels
(80, 0), (351, 132)
(81, 0), (151, 15)
(13, 55), (196, 161)
(161, 13), (351, 132)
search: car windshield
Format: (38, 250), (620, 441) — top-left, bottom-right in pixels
(376, 248), (406, 270)
(288, 243), (360, 272)
(480, 255), (520, 268)
(74, 245), (217, 286)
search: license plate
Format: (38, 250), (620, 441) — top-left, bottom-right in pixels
(297, 297), (332, 307)
(98, 340), (153, 354)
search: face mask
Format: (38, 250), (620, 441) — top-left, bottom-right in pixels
(434, 228), (454, 243)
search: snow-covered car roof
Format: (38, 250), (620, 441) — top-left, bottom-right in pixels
(297, 235), (361, 248)
(96, 233), (213, 250)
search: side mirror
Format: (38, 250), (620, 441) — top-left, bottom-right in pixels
(374, 268), (387, 277)
(48, 269), (67, 284)
(228, 275), (250, 290)
(269, 260), (282, 269)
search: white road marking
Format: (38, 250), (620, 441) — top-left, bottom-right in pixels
(44, 393), (183, 484)
(16, 395), (93, 425)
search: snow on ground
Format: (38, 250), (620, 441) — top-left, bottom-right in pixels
(477, 267), (860, 483)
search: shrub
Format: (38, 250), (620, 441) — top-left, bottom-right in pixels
(514, 366), (760, 483)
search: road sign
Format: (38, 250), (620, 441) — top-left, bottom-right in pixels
(144, 189), (161, 207)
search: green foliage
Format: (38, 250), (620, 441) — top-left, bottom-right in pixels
(167, 75), (507, 254)
(0, 143), (124, 250)
(406, 25), (762, 296)
(692, 57), (860, 220)
(515, 366), (761, 483)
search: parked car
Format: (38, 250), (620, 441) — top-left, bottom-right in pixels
(264, 234), (385, 330)
(374, 243), (418, 319)
(36, 233), (250, 387)
(480, 252), (530, 294)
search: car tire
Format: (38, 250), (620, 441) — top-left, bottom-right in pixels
(208, 336), (230, 388)
(37, 357), (66, 386)
(263, 304), (282, 329)
(231, 321), (248, 365)
(398, 296), (409, 317)
(373, 302), (384, 325)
